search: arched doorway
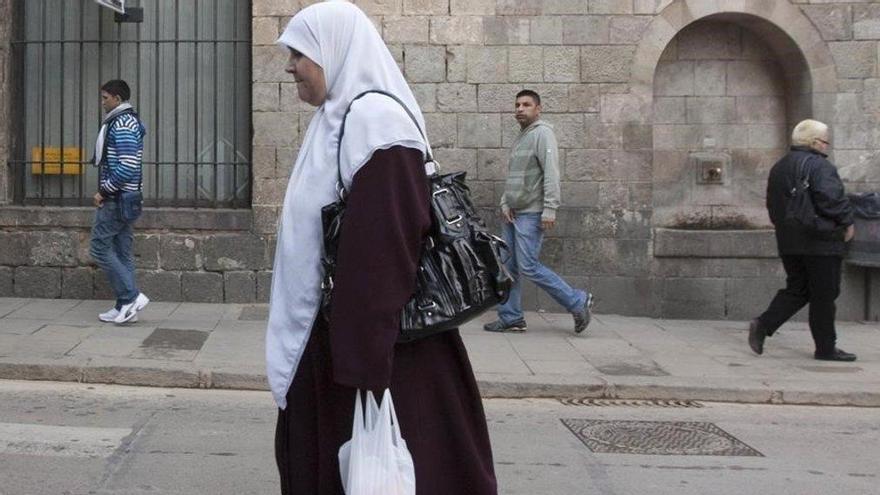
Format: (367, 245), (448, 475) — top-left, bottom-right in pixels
(625, 2), (838, 231)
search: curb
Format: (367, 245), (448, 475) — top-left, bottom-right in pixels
(2, 363), (879, 407)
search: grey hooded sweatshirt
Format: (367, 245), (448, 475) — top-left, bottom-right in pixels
(500, 120), (561, 221)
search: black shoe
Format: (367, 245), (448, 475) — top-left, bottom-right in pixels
(483, 319), (527, 333)
(814, 348), (857, 362)
(748, 318), (766, 355)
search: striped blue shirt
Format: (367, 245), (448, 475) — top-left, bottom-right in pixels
(99, 112), (146, 195)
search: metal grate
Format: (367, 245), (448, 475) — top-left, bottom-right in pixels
(559, 398), (703, 408)
(9, 0), (252, 208)
(561, 419), (763, 456)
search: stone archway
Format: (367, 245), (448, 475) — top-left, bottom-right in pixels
(631, 1), (841, 319)
(652, 19), (793, 228)
(630, 0), (837, 102)
(627, 1), (838, 229)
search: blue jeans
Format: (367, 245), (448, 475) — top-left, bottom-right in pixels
(497, 212), (587, 324)
(90, 199), (139, 309)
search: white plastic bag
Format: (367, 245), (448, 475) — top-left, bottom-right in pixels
(339, 389), (415, 495)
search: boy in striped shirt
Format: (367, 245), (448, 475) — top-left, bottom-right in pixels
(90, 79), (149, 324)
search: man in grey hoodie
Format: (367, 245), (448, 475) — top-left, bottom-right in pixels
(484, 90), (593, 334)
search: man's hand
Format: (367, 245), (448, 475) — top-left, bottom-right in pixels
(502, 208), (515, 224)
(93, 192), (104, 208)
(845, 224), (855, 242)
(541, 217), (555, 230)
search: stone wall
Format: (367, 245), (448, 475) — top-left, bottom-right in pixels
(3, 0), (880, 321)
(0, 208), (270, 303)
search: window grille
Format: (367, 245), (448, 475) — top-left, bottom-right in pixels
(9, 0), (252, 208)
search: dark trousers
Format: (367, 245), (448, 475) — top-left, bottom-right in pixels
(757, 255), (842, 355)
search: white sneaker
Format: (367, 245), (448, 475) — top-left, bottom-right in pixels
(113, 293), (150, 324)
(99, 308), (137, 323)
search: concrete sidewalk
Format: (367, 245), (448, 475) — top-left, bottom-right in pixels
(1, 297), (878, 406)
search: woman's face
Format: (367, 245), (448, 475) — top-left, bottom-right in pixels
(286, 49), (327, 107)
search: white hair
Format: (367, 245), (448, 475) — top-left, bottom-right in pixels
(791, 119), (829, 147)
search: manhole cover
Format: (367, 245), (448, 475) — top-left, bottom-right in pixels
(239, 306), (268, 321)
(140, 328), (209, 351)
(561, 419), (762, 456)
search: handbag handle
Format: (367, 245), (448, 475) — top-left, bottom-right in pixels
(336, 90), (435, 197)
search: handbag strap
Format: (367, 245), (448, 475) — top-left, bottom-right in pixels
(795, 154), (813, 189)
(336, 90), (435, 196)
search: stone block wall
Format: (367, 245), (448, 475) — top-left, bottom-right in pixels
(0, 222), (273, 304)
(3, 0), (880, 320)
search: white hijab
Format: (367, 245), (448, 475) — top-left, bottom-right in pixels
(266, 0), (429, 409)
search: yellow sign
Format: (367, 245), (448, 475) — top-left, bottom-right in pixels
(31, 147), (85, 175)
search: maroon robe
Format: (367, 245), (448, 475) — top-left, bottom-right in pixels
(275, 146), (498, 495)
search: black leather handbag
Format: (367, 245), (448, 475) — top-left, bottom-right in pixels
(320, 90), (513, 343)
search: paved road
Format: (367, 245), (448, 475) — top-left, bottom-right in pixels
(0, 380), (877, 495)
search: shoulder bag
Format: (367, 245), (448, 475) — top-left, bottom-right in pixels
(784, 155), (837, 238)
(320, 90), (513, 343)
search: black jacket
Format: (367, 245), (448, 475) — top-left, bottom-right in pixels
(766, 146), (854, 256)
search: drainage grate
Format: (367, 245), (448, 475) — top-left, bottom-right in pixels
(561, 419), (763, 457)
(559, 398), (703, 408)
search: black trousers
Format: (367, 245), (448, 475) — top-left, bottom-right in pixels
(757, 255), (842, 355)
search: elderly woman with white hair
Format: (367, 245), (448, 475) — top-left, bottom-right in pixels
(748, 118), (856, 362)
(264, 2), (497, 494)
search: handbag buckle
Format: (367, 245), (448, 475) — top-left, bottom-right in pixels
(432, 187), (463, 225)
(321, 276), (334, 291)
(417, 301), (437, 311)
(445, 214), (463, 225)
(336, 181), (347, 201)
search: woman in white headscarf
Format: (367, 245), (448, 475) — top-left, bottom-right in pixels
(266, 2), (497, 494)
